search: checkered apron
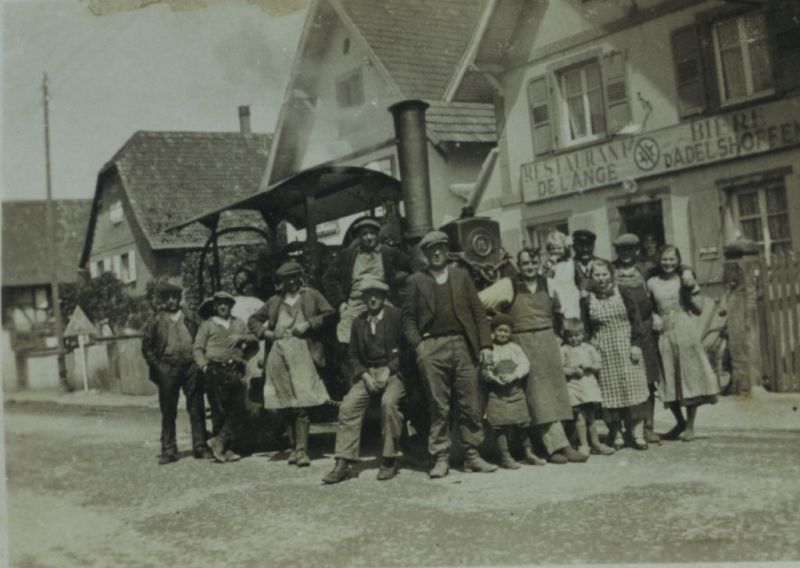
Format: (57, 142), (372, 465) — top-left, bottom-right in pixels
(588, 288), (649, 409)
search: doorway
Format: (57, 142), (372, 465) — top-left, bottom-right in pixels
(618, 200), (665, 247)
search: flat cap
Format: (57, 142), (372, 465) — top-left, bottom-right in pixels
(490, 313), (514, 330)
(357, 277), (389, 293)
(419, 230), (449, 250)
(212, 291), (236, 304)
(276, 261), (303, 278)
(158, 282), (183, 296)
(572, 229), (597, 243)
(613, 233), (640, 247)
(351, 217), (381, 233)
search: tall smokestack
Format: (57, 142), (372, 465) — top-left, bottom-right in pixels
(238, 105), (251, 136)
(388, 100), (433, 239)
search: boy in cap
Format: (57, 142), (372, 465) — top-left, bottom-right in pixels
(322, 216), (410, 343)
(403, 230), (497, 478)
(142, 282), (209, 464)
(193, 291), (259, 463)
(249, 261), (334, 467)
(322, 277), (406, 483)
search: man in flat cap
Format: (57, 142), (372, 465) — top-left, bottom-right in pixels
(249, 261), (334, 467)
(403, 230), (497, 478)
(323, 277), (406, 483)
(193, 291), (259, 463)
(142, 282), (209, 464)
(323, 216), (410, 343)
(612, 233), (662, 444)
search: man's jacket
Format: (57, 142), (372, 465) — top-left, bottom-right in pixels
(141, 310), (201, 380)
(347, 305), (404, 383)
(248, 287), (334, 367)
(402, 265), (492, 361)
(322, 243), (411, 308)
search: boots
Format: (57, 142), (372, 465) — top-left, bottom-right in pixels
(429, 454), (449, 479)
(294, 416), (311, 467)
(560, 445), (589, 463)
(285, 421), (298, 465)
(522, 437), (546, 465)
(463, 448), (498, 473)
(322, 458), (351, 484)
(206, 436), (226, 463)
(496, 433), (521, 469)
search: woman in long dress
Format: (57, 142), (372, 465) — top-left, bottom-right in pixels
(504, 248), (587, 464)
(581, 259), (650, 450)
(647, 246), (718, 441)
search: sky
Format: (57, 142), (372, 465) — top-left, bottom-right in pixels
(1, 0), (307, 202)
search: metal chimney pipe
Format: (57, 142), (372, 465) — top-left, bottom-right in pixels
(388, 99), (433, 239)
(238, 105), (252, 136)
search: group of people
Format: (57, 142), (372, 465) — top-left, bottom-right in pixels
(142, 216), (720, 485)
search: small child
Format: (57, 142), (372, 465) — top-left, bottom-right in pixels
(482, 314), (542, 468)
(560, 318), (615, 456)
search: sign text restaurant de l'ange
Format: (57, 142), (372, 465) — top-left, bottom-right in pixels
(521, 97), (800, 203)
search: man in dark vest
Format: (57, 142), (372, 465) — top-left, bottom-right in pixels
(323, 277), (406, 483)
(141, 283), (210, 464)
(403, 230), (497, 478)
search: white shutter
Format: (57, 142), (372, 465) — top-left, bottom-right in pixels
(113, 255), (122, 279)
(89, 262), (98, 278)
(128, 251), (137, 283)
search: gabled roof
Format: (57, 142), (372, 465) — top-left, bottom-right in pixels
(2, 199), (92, 287)
(426, 102), (497, 144)
(82, 131), (272, 263)
(339, 0), (486, 100)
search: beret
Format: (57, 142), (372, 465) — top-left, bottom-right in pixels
(419, 230), (449, 250)
(572, 229), (597, 243)
(158, 282), (183, 296)
(613, 233), (640, 247)
(351, 217), (381, 233)
(212, 291), (236, 304)
(358, 278), (389, 293)
(276, 261), (303, 278)
(490, 313), (514, 330)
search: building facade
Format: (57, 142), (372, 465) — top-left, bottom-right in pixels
(474, 0), (799, 288)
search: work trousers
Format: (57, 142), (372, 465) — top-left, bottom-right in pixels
(155, 359), (207, 455)
(334, 371), (406, 461)
(535, 420), (570, 455)
(416, 335), (484, 457)
(205, 360), (247, 446)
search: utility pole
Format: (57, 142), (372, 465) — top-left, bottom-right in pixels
(43, 73), (67, 387)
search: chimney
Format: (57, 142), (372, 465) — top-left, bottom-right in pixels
(238, 105), (252, 136)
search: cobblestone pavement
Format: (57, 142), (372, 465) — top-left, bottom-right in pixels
(4, 402), (800, 567)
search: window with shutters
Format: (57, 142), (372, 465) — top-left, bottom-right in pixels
(712, 12), (775, 104)
(527, 52), (630, 155)
(558, 61), (606, 145)
(730, 179), (792, 258)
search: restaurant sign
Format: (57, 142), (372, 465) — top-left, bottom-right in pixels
(521, 98), (800, 203)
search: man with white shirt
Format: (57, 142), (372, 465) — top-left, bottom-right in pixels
(193, 291), (259, 463)
(323, 278), (406, 483)
(403, 230), (497, 478)
(141, 283), (210, 465)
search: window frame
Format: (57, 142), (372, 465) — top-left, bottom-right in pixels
(109, 200), (124, 225)
(556, 60), (606, 147)
(710, 11), (776, 107)
(728, 178), (792, 261)
(335, 67), (365, 110)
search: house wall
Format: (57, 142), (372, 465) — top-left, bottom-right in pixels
(87, 176), (155, 294)
(480, 0), (800, 287)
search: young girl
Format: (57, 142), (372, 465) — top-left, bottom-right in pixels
(482, 314), (543, 468)
(560, 318), (615, 456)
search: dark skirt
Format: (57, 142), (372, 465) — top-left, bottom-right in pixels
(514, 329), (573, 425)
(603, 400), (648, 424)
(638, 317), (663, 385)
(486, 381), (530, 427)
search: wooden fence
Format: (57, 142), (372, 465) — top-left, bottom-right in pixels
(757, 252), (800, 392)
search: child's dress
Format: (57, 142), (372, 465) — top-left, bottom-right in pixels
(560, 342), (604, 408)
(485, 342), (531, 427)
